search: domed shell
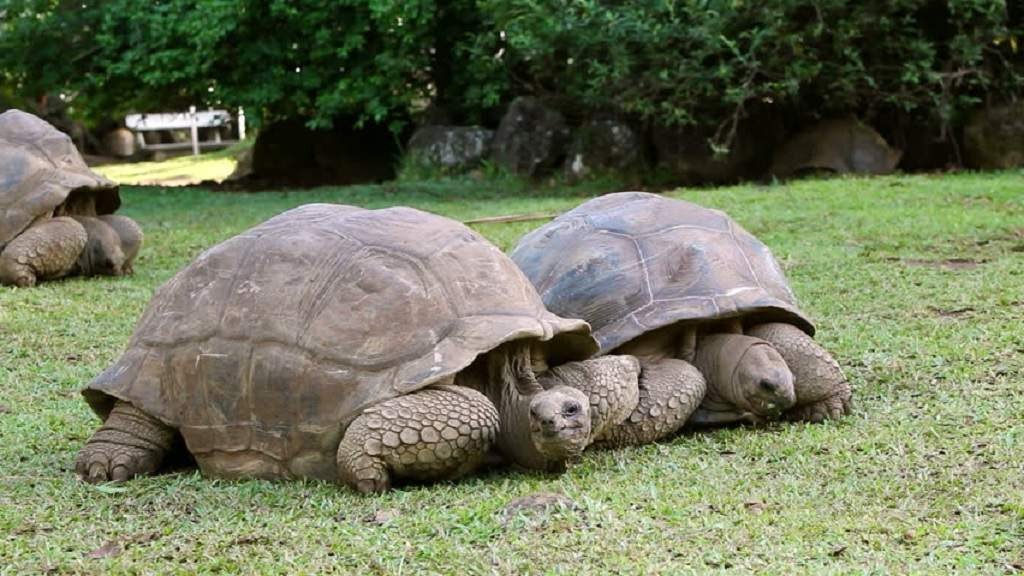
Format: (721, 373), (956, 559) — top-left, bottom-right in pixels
(0, 110), (120, 251)
(83, 203), (597, 480)
(511, 192), (813, 354)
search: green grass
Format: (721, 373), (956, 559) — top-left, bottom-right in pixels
(1, 172), (1023, 574)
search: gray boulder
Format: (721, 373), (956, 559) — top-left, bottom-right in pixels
(964, 103), (1024, 169)
(407, 125), (494, 172)
(102, 128), (137, 158)
(563, 119), (643, 180)
(492, 97), (569, 177)
(771, 119), (901, 178)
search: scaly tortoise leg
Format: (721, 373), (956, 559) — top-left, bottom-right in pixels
(76, 401), (175, 482)
(592, 358), (706, 447)
(336, 384), (499, 493)
(747, 322), (852, 422)
(0, 217), (87, 287)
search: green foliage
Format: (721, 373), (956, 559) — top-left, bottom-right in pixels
(0, 0), (482, 131)
(0, 1), (1019, 137)
(466, 0), (1023, 144)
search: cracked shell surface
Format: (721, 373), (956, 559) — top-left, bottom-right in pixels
(511, 192), (815, 353)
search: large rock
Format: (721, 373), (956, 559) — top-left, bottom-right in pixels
(102, 128), (137, 158)
(492, 97), (569, 177)
(652, 119), (776, 185)
(771, 118), (902, 178)
(249, 118), (399, 186)
(563, 118), (643, 180)
(407, 125), (493, 172)
(964, 103), (1024, 169)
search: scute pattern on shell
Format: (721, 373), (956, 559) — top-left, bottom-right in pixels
(83, 203), (597, 481)
(0, 110), (119, 250)
(511, 191), (814, 354)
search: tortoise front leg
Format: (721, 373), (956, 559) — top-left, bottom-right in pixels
(98, 215), (144, 274)
(76, 401), (175, 482)
(337, 384), (499, 493)
(593, 358), (706, 447)
(747, 322), (852, 422)
(0, 217), (87, 287)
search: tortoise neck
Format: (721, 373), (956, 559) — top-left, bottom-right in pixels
(483, 342), (550, 470)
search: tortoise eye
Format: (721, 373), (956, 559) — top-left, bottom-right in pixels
(563, 402), (580, 416)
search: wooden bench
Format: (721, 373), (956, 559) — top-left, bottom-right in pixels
(125, 106), (245, 155)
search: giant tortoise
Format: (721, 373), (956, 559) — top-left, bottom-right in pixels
(76, 203), (642, 493)
(511, 192), (851, 437)
(0, 109), (142, 286)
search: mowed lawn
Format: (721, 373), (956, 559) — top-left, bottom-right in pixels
(1, 172), (1022, 574)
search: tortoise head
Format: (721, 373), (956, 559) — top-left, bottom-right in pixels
(696, 333), (795, 420)
(526, 384), (591, 464)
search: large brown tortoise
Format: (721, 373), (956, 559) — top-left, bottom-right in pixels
(511, 192), (852, 439)
(76, 203), (645, 493)
(0, 109), (142, 287)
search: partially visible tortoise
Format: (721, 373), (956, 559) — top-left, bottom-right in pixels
(771, 118), (902, 179)
(76, 203), (642, 493)
(0, 109), (142, 286)
(512, 192), (851, 434)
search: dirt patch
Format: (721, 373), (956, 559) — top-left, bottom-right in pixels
(927, 306), (975, 318)
(894, 257), (986, 270)
(499, 492), (581, 527)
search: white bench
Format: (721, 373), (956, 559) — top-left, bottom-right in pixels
(125, 106), (245, 155)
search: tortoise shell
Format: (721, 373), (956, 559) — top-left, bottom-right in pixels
(0, 110), (120, 251)
(83, 203), (597, 480)
(511, 192), (813, 354)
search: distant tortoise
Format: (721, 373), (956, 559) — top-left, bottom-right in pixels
(0, 110), (142, 286)
(512, 192), (851, 434)
(771, 118), (901, 179)
(76, 204), (642, 493)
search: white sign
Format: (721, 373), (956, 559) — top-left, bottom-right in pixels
(125, 110), (231, 130)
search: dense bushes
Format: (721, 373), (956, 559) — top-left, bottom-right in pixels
(1, 0), (1020, 149)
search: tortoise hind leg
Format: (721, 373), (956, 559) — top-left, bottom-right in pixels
(337, 385), (499, 493)
(76, 401), (175, 482)
(747, 322), (852, 422)
(0, 217), (87, 287)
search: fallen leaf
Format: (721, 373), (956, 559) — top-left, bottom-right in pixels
(743, 500), (767, 514)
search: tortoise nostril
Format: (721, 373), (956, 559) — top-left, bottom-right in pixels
(760, 380), (778, 393)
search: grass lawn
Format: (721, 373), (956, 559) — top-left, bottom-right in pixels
(1, 172), (1022, 574)
(93, 145), (244, 187)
